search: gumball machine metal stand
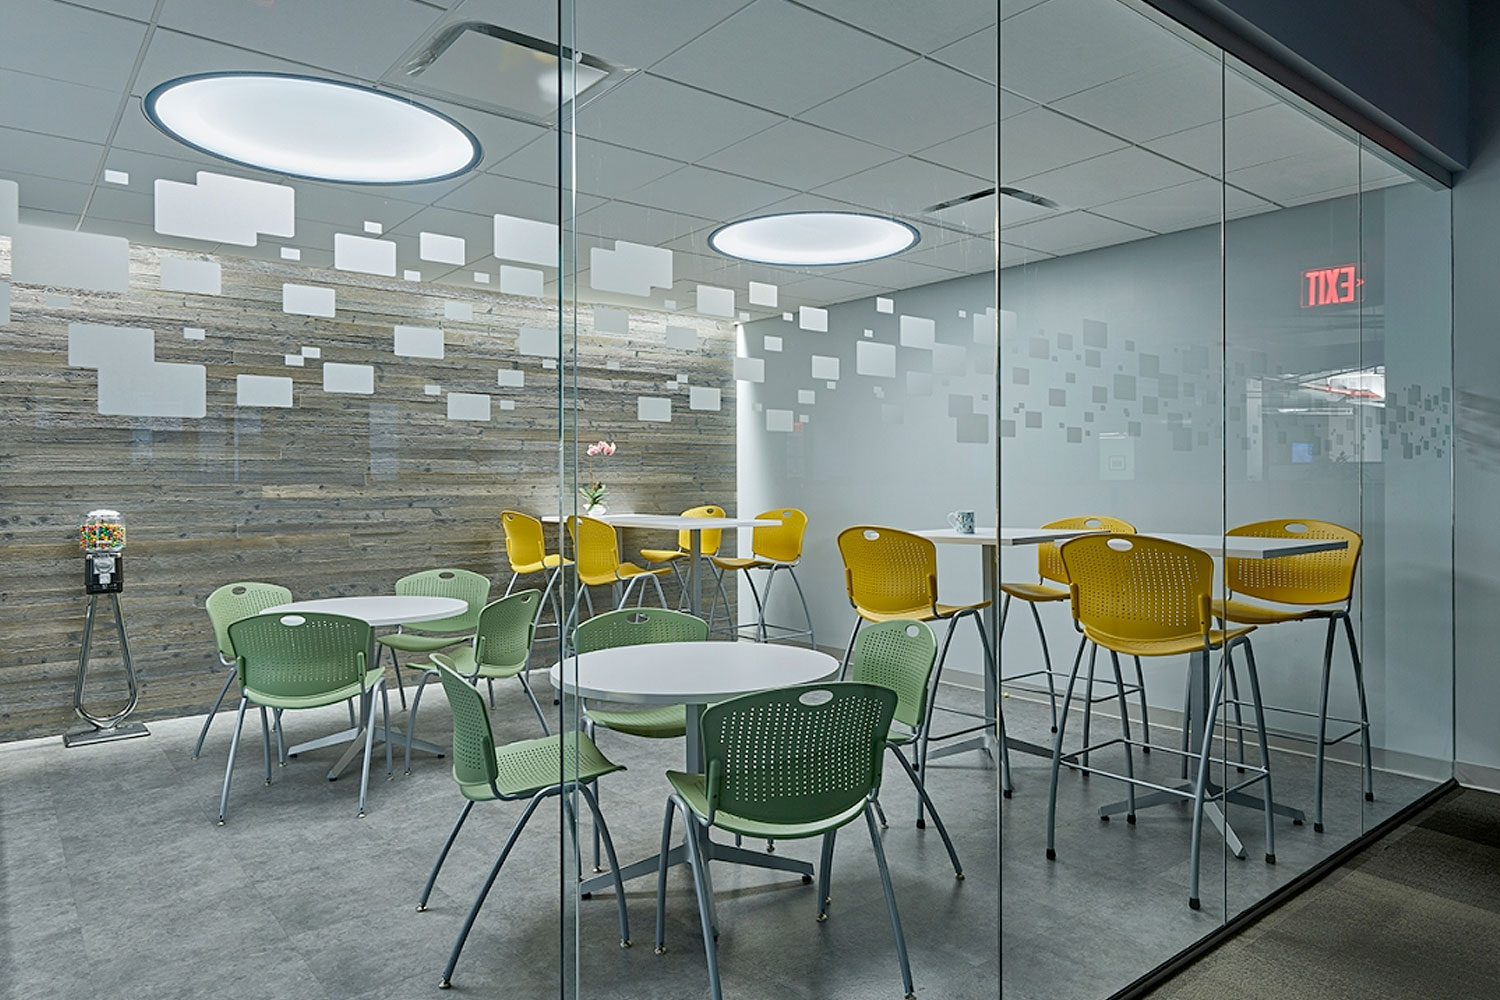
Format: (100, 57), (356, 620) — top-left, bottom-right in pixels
(65, 509), (149, 747)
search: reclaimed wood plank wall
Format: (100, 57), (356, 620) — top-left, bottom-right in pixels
(0, 242), (736, 741)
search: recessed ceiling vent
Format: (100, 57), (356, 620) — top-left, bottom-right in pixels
(390, 22), (629, 123)
(923, 187), (1005, 235)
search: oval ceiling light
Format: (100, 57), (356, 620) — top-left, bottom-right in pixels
(145, 73), (482, 185)
(709, 212), (919, 266)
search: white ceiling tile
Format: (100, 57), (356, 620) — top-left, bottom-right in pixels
(573, 200), (715, 246)
(699, 120), (901, 191)
(1089, 177), (1275, 232)
(1150, 101), (1360, 179)
(387, 206), (498, 250)
(573, 0), (755, 69)
(904, 234), (996, 272)
(1050, 55), (1226, 143)
(0, 69), (120, 143)
(1000, 107), (1127, 183)
(1002, 210), (1153, 255)
(1000, 196), (1054, 227)
(829, 256), (961, 292)
(1142, 120), (1222, 175)
(436, 172), (604, 218)
(653, 1), (914, 115)
(800, 59), (996, 154)
(572, 72), (782, 162)
(490, 136), (685, 198)
(83, 186), (155, 227)
(0, 1), (147, 92)
(918, 123), (995, 181)
(779, 273), (887, 307)
(132, 30), (349, 100)
(813, 157), (983, 217)
(8, 174), (92, 220)
(1000, 88), (1033, 119)
(1227, 152), (1363, 207)
(1001, 0), (1050, 18)
(287, 181), (426, 230)
(932, 23), (997, 82)
(1023, 146), (1204, 210)
(416, 97), (549, 169)
(65, 0), (158, 19)
(803, 0), (997, 54)
(999, 241), (1053, 269)
(1000, 0), (1201, 103)
(0, 128), (104, 185)
(626, 165), (797, 221)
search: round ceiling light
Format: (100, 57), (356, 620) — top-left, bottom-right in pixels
(144, 73), (482, 185)
(709, 212), (919, 266)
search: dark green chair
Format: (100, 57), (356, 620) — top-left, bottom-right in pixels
(417, 662), (630, 990)
(197, 581), (292, 760)
(219, 611), (389, 823)
(375, 568), (490, 709)
(654, 682), (915, 1000)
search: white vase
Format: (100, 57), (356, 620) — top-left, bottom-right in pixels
(583, 501), (607, 516)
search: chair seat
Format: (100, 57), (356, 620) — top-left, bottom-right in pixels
(641, 548), (687, 563)
(245, 667), (384, 711)
(587, 703), (687, 738)
(512, 554), (571, 575)
(376, 631), (464, 653)
(999, 581), (1069, 603)
(709, 555), (771, 572)
(856, 599), (990, 624)
(460, 732), (624, 801)
(1082, 624), (1256, 658)
(429, 646), (527, 680)
(1213, 598), (1334, 626)
(666, 770), (867, 840)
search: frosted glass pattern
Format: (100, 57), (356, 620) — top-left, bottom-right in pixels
(159, 258), (222, 296)
(236, 374), (293, 408)
(154, 171), (295, 247)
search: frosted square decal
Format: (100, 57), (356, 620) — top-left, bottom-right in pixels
(782, 312), (793, 322)
(447, 392), (491, 422)
(763, 335), (782, 352)
(183, 327), (205, 340)
(811, 355), (840, 380)
(0, 179), (15, 234)
(733, 357), (765, 383)
(363, 221), (382, 235)
(0, 283), (8, 325)
(403, 269), (421, 281)
(974, 307), (999, 345)
(499, 399), (515, 410)
(605, 360), (621, 371)
(68, 323), (206, 418)
(590, 241), (673, 297)
(420, 231), (465, 264)
(444, 301), (473, 322)
(798, 389), (816, 405)
(697, 284), (735, 318)
(394, 325), (444, 359)
(664, 299), (677, 310)
(766, 409), (794, 433)
(323, 363), (374, 394)
(799, 413), (810, 423)
(497, 369), (525, 388)
(424, 385), (442, 396)
(666, 325), (698, 350)
(155, 172), (294, 247)
(283, 354), (305, 366)
(519, 326), (559, 358)
(334, 233), (397, 276)
(12, 225), (128, 293)
(876, 297), (894, 314)
(473, 271), (490, 284)
(999, 309), (1016, 340)
(956, 414), (989, 444)
(799, 306), (828, 332)
(857, 341), (896, 378)
(1082, 319), (1108, 348)
(280, 248), (301, 261)
(500, 266), (543, 298)
(739, 311), (749, 321)
(236, 374), (293, 408)
(593, 306), (629, 334)
(43, 294), (70, 308)
(907, 371), (933, 396)
(104, 169), (129, 185)
(494, 214), (559, 266)
(542, 358), (557, 370)
(689, 386), (721, 411)
(637, 396), (672, 422)
(882, 405), (903, 425)
(899, 316), (935, 350)
(748, 281), (778, 307)
(159, 257), (222, 295)
(1099, 434), (1135, 480)
(283, 283), (335, 318)
(301, 346), (321, 358)
(933, 343), (967, 376)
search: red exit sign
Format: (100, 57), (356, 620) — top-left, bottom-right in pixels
(1302, 264), (1362, 307)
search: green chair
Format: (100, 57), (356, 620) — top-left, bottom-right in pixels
(417, 662), (630, 990)
(414, 590), (550, 775)
(654, 682), (915, 1000)
(847, 620), (964, 879)
(196, 581), (292, 760)
(376, 568), (491, 709)
(218, 612), (390, 824)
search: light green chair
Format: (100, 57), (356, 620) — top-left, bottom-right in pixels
(654, 682), (915, 1000)
(417, 661), (630, 990)
(196, 581), (292, 760)
(415, 590), (550, 775)
(376, 568), (491, 709)
(848, 620), (964, 879)
(218, 611), (390, 824)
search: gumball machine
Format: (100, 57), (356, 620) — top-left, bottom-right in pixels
(65, 509), (148, 747)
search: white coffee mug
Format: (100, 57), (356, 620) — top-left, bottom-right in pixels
(947, 509), (975, 534)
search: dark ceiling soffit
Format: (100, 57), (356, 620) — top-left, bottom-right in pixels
(1141, 0), (1456, 188)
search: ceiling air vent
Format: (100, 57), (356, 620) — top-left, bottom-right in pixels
(923, 187), (1007, 234)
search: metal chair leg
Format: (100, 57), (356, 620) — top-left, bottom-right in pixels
(1225, 656), (1247, 770)
(517, 673), (550, 735)
(759, 566), (779, 643)
(1046, 639), (1088, 860)
(1237, 638), (1276, 863)
(1188, 657), (1228, 910)
(1180, 665), (1193, 780)
(865, 804), (917, 1000)
(1133, 656), (1151, 752)
(193, 666), (238, 759)
(418, 800), (475, 910)
(1080, 642), (1099, 770)
(654, 797), (678, 954)
(1108, 652), (1135, 823)
(838, 616), (863, 681)
(217, 696), (250, 825)
(890, 745), (963, 877)
(917, 615), (965, 827)
(405, 669), (438, 775)
(787, 566), (816, 647)
(259, 705), (273, 786)
(1313, 616), (1337, 833)
(1026, 600), (1060, 732)
(816, 829), (837, 920)
(578, 783), (631, 947)
(1341, 612), (1374, 803)
(674, 799), (724, 1000)
(356, 680), (381, 818)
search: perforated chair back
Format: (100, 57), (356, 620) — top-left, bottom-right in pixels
(206, 581), (292, 661)
(395, 568), (490, 633)
(1059, 534), (1214, 648)
(228, 612), (373, 699)
(752, 508), (807, 563)
(573, 608), (708, 654)
(501, 510), (550, 571)
(847, 620), (938, 732)
(678, 505), (726, 556)
(435, 661), (500, 790)
(568, 515), (622, 582)
(837, 526), (938, 618)
(699, 683), (897, 827)
(474, 590), (544, 672)
(1225, 519), (1361, 606)
(1036, 515), (1136, 586)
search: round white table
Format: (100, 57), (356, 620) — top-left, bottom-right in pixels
(262, 595), (466, 627)
(549, 640), (838, 895)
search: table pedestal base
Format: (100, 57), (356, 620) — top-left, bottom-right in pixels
(579, 836), (813, 896)
(287, 725), (444, 779)
(1096, 782), (1306, 859)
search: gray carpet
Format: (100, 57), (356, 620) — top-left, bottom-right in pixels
(1140, 787), (1500, 1000)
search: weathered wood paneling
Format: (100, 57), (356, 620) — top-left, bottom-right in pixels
(0, 243), (736, 740)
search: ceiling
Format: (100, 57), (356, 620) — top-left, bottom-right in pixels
(0, 0), (1422, 315)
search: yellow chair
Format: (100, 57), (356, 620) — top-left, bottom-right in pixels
(707, 507), (814, 646)
(1209, 519), (1368, 833)
(500, 510), (571, 628)
(639, 505), (731, 615)
(564, 515), (669, 634)
(1050, 533), (1276, 910)
(836, 525), (1007, 808)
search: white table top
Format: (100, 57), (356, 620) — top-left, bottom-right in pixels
(548, 641), (838, 706)
(917, 527), (1095, 546)
(262, 596), (468, 627)
(543, 513), (778, 530)
(917, 526), (1345, 559)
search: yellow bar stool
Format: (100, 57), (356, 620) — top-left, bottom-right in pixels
(1206, 519), (1369, 833)
(836, 525), (1008, 806)
(500, 510), (571, 636)
(639, 504), (731, 616)
(564, 515), (670, 634)
(706, 507), (815, 646)
(1000, 515), (1151, 765)
(1049, 534), (1276, 910)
